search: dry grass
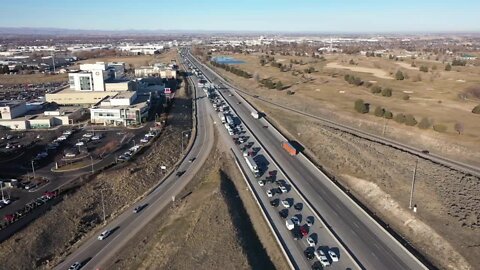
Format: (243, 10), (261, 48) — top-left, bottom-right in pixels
(325, 62), (393, 79)
(102, 143), (287, 270)
(77, 49), (179, 68)
(0, 73), (68, 85)
(210, 52), (480, 164)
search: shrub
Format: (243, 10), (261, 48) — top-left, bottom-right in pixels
(354, 99), (369, 113)
(452, 59), (466, 66)
(472, 104), (480, 114)
(381, 88), (393, 97)
(276, 81), (284, 90)
(405, 114), (417, 126)
(454, 122), (464, 134)
(286, 90), (294, 95)
(433, 124), (447, 133)
(395, 70), (405, 80)
(445, 63), (452, 71)
(402, 94), (410, 100)
(394, 113), (406, 123)
(384, 111), (393, 119)
(419, 65), (429, 72)
(418, 117), (431, 129)
(365, 82), (373, 88)
(374, 106), (385, 117)
(371, 85), (382, 94)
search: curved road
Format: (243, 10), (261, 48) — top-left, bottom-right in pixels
(54, 71), (215, 270)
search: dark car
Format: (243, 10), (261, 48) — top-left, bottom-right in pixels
(304, 247), (315, 260)
(421, 150), (430, 154)
(291, 227), (301, 240)
(279, 209), (289, 219)
(311, 261), (323, 270)
(270, 199), (279, 207)
(133, 204), (146, 213)
(294, 203), (303, 211)
(176, 171), (185, 177)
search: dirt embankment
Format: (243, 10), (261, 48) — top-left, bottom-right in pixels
(103, 140), (288, 270)
(0, 79), (193, 270)
(257, 102), (479, 270)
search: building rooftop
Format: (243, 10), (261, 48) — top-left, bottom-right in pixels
(0, 100), (25, 107)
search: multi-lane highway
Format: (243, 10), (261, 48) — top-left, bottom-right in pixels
(55, 67), (215, 270)
(187, 50), (430, 270)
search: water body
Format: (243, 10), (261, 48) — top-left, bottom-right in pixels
(212, 56), (245, 64)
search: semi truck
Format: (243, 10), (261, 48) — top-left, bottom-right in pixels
(282, 141), (298, 156)
(244, 156), (260, 177)
(218, 112), (226, 123)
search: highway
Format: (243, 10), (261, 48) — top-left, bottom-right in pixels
(54, 68), (215, 270)
(188, 68), (359, 269)
(187, 50), (430, 270)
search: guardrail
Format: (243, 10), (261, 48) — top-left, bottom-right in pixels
(230, 149), (296, 270)
(193, 52), (430, 270)
(188, 52), (361, 269)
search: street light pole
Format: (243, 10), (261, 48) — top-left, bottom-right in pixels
(181, 129), (191, 153)
(31, 160), (36, 179)
(409, 158), (419, 209)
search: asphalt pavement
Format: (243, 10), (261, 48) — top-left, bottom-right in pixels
(188, 50), (429, 270)
(54, 64), (215, 270)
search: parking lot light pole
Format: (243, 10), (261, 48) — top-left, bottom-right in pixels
(31, 160), (36, 179)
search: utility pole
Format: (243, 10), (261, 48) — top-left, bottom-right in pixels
(31, 160), (36, 179)
(51, 52), (56, 73)
(409, 158), (419, 209)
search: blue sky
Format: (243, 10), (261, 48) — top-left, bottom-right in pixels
(0, 0), (479, 32)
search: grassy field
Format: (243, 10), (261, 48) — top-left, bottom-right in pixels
(209, 52), (480, 164)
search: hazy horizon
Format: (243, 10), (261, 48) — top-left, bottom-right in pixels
(1, 0), (479, 33)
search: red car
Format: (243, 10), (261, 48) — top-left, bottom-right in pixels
(300, 225), (309, 237)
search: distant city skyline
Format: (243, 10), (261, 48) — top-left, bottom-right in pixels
(1, 0), (479, 33)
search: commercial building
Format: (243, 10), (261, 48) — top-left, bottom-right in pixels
(134, 63), (177, 79)
(0, 100), (28, 120)
(0, 103), (86, 130)
(90, 91), (150, 126)
(46, 61), (133, 105)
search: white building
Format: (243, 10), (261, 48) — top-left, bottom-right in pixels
(90, 91), (150, 126)
(0, 100), (28, 120)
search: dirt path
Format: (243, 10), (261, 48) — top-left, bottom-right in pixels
(102, 138), (288, 270)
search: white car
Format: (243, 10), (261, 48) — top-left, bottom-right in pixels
(57, 135), (67, 141)
(281, 199), (291, 208)
(145, 132), (156, 138)
(307, 236), (316, 247)
(328, 249), (339, 262)
(63, 130), (72, 136)
(75, 141), (85, 147)
(266, 189), (273, 197)
(315, 250), (330, 267)
(91, 135), (102, 141)
(279, 185), (287, 193)
(140, 137), (149, 143)
(258, 180), (265, 186)
(98, 229), (112, 240)
(83, 133), (94, 138)
(68, 262), (82, 270)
